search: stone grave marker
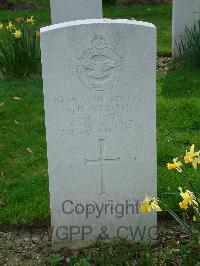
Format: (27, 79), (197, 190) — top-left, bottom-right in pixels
(173, 0), (200, 57)
(50, 0), (102, 24)
(41, 19), (157, 249)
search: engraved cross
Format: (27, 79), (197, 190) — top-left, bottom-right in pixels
(85, 139), (120, 195)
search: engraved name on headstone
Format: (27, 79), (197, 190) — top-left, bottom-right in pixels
(41, 19), (157, 249)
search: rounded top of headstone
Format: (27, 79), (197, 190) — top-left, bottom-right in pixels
(41, 18), (156, 34)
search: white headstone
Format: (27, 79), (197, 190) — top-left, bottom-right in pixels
(41, 19), (157, 249)
(50, 0), (102, 24)
(173, 0), (200, 57)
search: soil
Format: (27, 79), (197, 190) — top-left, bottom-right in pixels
(0, 219), (192, 266)
(157, 56), (173, 74)
(0, 225), (52, 265)
(0, 56), (175, 266)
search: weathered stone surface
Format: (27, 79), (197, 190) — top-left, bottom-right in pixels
(173, 0), (200, 57)
(50, 0), (102, 24)
(41, 19), (157, 249)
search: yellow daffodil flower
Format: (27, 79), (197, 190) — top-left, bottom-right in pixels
(167, 157), (183, 172)
(140, 195), (162, 214)
(6, 21), (14, 31)
(178, 187), (198, 210)
(27, 16), (35, 24)
(12, 30), (22, 39)
(0, 23), (3, 30)
(35, 30), (40, 38)
(193, 216), (197, 222)
(16, 18), (23, 23)
(184, 144), (200, 169)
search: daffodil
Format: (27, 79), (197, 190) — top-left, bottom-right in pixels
(193, 216), (197, 222)
(12, 30), (22, 39)
(6, 21), (14, 31)
(16, 18), (23, 23)
(35, 30), (40, 38)
(167, 157), (183, 172)
(27, 16), (35, 24)
(184, 144), (200, 169)
(178, 187), (198, 210)
(140, 195), (162, 214)
(0, 23), (3, 30)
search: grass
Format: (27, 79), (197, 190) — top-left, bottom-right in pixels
(0, 66), (200, 224)
(0, 4), (199, 265)
(0, 76), (49, 223)
(0, 1), (199, 223)
(0, 8), (50, 29)
(0, 4), (199, 266)
(0, 2), (172, 53)
(157, 66), (200, 210)
(104, 3), (172, 53)
(0, 3), (199, 265)
(49, 238), (200, 265)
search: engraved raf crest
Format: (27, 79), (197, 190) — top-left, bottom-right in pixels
(78, 35), (123, 91)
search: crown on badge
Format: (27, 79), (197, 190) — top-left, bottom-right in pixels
(91, 35), (107, 49)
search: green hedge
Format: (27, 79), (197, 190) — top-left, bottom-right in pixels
(103, 0), (117, 5)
